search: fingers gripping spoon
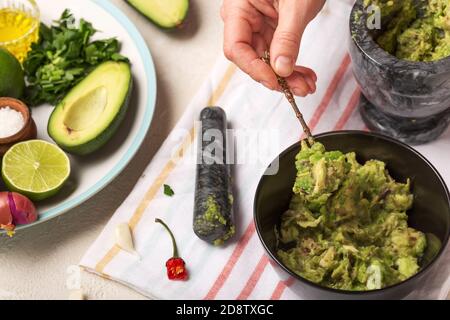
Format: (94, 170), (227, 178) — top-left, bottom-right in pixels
(261, 51), (315, 146)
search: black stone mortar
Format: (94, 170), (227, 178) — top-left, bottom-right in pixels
(349, 0), (450, 145)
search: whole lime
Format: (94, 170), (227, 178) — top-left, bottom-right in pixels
(0, 47), (25, 99)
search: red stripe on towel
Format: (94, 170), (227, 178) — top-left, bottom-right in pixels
(204, 223), (256, 300)
(271, 277), (296, 300)
(236, 255), (270, 300)
(304, 54), (351, 135)
(333, 88), (361, 130)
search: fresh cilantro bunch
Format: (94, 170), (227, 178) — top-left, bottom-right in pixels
(24, 9), (129, 106)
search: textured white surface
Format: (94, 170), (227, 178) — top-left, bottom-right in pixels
(0, 0), (222, 300)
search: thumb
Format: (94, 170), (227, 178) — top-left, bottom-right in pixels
(270, 0), (308, 77)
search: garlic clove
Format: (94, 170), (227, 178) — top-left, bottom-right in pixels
(115, 223), (137, 255)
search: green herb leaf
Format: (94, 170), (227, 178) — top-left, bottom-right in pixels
(23, 9), (129, 106)
(164, 184), (175, 197)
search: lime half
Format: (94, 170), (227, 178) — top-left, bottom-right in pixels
(2, 140), (71, 201)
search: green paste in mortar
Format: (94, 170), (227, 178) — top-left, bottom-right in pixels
(365, 0), (450, 61)
(277, 141), (426, 291)
(194, 195), (235, 246)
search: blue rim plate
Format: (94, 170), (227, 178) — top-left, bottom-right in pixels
(9, 0), (157, 232)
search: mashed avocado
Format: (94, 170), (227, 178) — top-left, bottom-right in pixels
(194, 195), (235, 246)
(277, 141), (426, 291)
(366, 0), (450, 61)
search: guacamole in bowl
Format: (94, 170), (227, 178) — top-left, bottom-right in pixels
(277, 141), (426, 291)
(254, 131), (450, 299)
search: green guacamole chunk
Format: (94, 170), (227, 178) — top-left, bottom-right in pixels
(366, 0), (450, 61)
(194, 195), (235, 246)
(204, 196), (227, 226)
(277, 141), (426, 291)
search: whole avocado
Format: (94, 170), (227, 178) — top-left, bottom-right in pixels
(0, 47), (25, 98)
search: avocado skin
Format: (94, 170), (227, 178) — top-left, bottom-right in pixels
(47, 63), (133, 156)
(126, 0), (189, 29)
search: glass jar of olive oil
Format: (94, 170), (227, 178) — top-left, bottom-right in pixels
(0, 0), (39, 63)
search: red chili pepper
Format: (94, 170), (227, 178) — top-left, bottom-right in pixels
(166, 257), (188, 280)
(155, 218), (188, 281)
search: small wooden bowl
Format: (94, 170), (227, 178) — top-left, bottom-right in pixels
(0, 97), (37, 156)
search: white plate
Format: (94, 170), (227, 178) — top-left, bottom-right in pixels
(7, 0), (157, 231)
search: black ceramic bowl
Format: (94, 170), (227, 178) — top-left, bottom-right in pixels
(349, 0), (450, 145)
(254, 131), (450, 299)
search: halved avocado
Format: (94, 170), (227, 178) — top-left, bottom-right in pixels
(127, 0), (189, 29)
(48, 61), (132, 156)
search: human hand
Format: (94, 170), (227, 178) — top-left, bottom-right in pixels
(221, 0), (325, 96)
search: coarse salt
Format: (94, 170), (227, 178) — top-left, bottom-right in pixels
(0, 106), (25, 138)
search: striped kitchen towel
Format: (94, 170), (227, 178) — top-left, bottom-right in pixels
(80, 0), (450, 300)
